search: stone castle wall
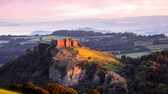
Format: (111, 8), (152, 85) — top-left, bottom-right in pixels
(71, 40), (78, 47)
(52, 38), (79, 49)
(56, 39), (65, 48)
(65, 38), (72, 47)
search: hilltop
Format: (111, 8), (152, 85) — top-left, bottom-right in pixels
(0, 38), (126, 94)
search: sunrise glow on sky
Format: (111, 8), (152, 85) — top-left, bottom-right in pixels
(1, 0), (168, 21)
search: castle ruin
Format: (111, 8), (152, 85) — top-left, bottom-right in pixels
(51, 38), (79, 49)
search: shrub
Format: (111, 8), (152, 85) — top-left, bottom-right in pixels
(65, 87), (78, 94)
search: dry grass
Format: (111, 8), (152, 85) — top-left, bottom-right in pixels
(0, 89), (21, 94)
(73, 47), (120, 65)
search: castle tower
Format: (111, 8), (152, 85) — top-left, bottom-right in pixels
(64, 38), (72, 47)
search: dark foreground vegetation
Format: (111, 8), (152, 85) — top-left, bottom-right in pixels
(2, 50), (168, 94)
(120, 50), (168, 94)
(8, 82), (78, 94)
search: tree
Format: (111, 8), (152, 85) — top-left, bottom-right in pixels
(65, 88), (78, 94)
(89, 89), (100, 94)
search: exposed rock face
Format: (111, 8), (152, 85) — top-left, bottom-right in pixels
(49, 61), (126, 87)
(49, 65), (85, 86)
(49, 47), (126, 87)
(67, 66), (84, 85)
(52, 38), (79, 49)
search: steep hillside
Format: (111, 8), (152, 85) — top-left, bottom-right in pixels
(0, 43), (52, 87)
(49, 47), (124, 87)
(74, 47), (120, 64)
(0, 41), (127, 93)
(52, 47), (120, 65)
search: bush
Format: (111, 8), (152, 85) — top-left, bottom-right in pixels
(9, 83), (21, 91)
(43, 83), (66, 94)
(65, 87), (78, 94)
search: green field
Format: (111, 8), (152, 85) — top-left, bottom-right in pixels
(12, 36), (68, 45)
(24, 36), (67, 42)
(12, 36), (35, 39)
(146, 44), (168, 51)
(103, 64), (121, 72)
(0, 40), (9, 44)
(116, 52), (150, 58)
(134, 41), (153, 46)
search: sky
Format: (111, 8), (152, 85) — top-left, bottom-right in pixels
(0, 0), (168, 21)
(0, 0), (168, 35)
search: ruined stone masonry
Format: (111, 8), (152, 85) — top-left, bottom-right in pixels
(51, 38), (79, 49)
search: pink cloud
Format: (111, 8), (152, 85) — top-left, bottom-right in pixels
(0, 0), (168, 21)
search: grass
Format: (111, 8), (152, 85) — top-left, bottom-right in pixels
(58, 47), (122, 72)
(103, 64), (121, 72)
(134, 41), (153, 46)
(0, 89), (21, 94)
(27, 36), (67, 42)
(116, 52), (150, 58)
(73, 47), (120, 65)
(11, 36), (67, 44)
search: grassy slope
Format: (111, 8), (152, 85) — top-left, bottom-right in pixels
(72, 47), (121, 72)
(73, 47), (120, 65)
(0, 89), (21, 94)
(56, 47), (121, 72)
(102, 64), (121, 72)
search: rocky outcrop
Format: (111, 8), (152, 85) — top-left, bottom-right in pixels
(49, 46), (126, 87)
(49, 65), (85, 86)
(0, 41), (127, 93)
(49, 61), (126, 87)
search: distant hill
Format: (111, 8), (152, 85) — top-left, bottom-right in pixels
(0, 16), (168, 35)
(76, 27), (112, 33)
(51, 30), (102, 37)
(30, 30), (52, 35)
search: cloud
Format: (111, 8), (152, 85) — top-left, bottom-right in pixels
(0, 0), (168, 21)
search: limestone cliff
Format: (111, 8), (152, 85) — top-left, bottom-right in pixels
(49, 47), (126, 88)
